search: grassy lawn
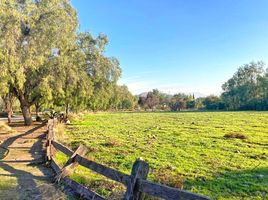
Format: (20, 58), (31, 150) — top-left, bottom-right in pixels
(58, 112), (268, 200)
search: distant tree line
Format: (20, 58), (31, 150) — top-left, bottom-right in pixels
(138, 61), (268, 111)
(137, 89), (223, 111)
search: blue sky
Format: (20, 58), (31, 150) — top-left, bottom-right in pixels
(71, 0), (268, 96)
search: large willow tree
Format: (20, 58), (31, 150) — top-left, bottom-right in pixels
(0, 0), (79, 125)
(0, 0), (135, 125)
(77, 32), (122, 111)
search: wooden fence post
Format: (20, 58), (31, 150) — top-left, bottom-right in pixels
(55, 144), (88, 182)
(46, 119), (56, 160)
(124, 158), (150, 200)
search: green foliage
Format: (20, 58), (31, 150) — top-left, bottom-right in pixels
(138, 89), (170, 110)
(138, 91), (197, 111)
(169, 93), (189, 111)
(222, 61), (268, 110)
(110, 85), (137, 110)
(57, 112), (268, 199)
(201, 95), (225, 110)
(0, 1), (135, 124)
(0, 0), (79, 124)
(138, 61), (268, 112)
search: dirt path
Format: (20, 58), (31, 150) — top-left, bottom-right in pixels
(0, 122), (76, 200)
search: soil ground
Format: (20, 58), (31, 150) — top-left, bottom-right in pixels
(0, 121), (76, 200)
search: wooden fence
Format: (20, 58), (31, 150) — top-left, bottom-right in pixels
(46, 119), (211, 200)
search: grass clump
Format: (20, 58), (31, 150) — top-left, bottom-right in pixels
(224, 132), (248, 140)
(68, 112), (87, 122)
(54, 123), (68, 144)
(154, 167), (184, 189)
(0, 122), (16, 134)
(103, 138), (120, 147)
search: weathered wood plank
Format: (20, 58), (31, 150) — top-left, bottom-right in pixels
(52, 141), (73, 157)
(56, 145), (88, 182)
(51, 158), (104, 200)
(46, 119), (56, 160)
(51, 157), (61, 173)
(138, 179), (211, 200)
(47, 139), (57, 161)
(47, 119), (55, 140)
(123, 158), (149, 200)
(75, 154), (130, 185)
(51, 143), (57, 158)
(64, 145), (88, 166)
(46, 139), (52, 160)
(62, 176), (105, 200)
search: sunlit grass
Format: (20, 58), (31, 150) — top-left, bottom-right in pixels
(56, 111), (268, 200)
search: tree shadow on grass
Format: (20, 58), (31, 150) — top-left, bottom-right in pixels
(185, 168), (268, 200)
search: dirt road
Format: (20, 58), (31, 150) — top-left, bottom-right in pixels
(0, 122), (76, 200)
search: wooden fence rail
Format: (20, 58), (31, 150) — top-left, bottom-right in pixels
(46, 119), (211, 200)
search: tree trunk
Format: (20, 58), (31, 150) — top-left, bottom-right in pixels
(19, 97), (32, 126)
(35, 103), (42, 122)
(3, 94), (13, 124)
(65, 102), (69, 118)
(6, 101), (12, 124)
(7, 110), (12, 124)
(21, 105), (32, 126)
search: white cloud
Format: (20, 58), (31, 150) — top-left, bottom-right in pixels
(118, 70), (223, 96)
(119, 79), (157, 94)
(119, 78), (222, 96)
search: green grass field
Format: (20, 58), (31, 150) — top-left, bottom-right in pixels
(58, 112), (268, 200)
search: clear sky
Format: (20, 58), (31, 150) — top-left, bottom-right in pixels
(71, 0), (268, 96)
